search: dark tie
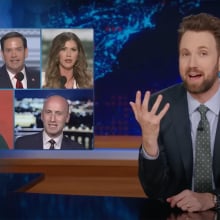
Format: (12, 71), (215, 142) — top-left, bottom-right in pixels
(194, 104), (212, 192)
(15, 73), (23, 88)
(49, 139), (56, 150)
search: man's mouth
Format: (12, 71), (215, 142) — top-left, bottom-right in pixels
(48, 124), (57, 128)
(10, 59), (20, 63)
(189, 73), (202, 78)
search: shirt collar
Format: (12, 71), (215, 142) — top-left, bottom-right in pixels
(7, 67), (26, 81)
(42, 130), (63, 149)
(187, 83), (220, 116)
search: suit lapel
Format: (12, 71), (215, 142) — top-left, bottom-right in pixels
(172, 89), (193, 187)
(213, 114), (220, 186)
(39, 132), (44, 149)
(61, 136), (72, 149)
(25, 67), (34, 88)
(33, 132), (44, 149)
(0, 65), (13, 88)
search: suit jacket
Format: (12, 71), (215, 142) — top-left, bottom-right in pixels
(139, 83), (220, 199)
(0, 64), (40, 88)
(14, 131), (85, 150)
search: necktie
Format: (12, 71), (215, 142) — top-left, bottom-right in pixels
(194, 104), (213, 192)
(15, 73), (23, 88)
(49, 139), (56, 150)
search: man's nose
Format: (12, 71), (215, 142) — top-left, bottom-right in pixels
(50, 113), (56, 121)
(11, 50), (17, 57)
(188, 54), (198, 67)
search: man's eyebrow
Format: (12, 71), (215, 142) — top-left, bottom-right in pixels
(5, 46), (23, 50)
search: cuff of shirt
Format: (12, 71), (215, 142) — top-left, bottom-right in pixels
(141, 145), (159, 160)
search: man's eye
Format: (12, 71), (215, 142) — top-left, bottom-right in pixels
(200, 51), (208, 56)
(182, 52), (189, 57)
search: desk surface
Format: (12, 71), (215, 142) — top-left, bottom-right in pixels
(0, 173), (180, 220)
(0, 173), (42, 197)
(0, 149), (145, 198)
(0, 148), (139, 171)
(0, 189), (218, 219)
(0, 148), (139, 159)
(0, 173), (165, 219)
(0, 169), (219, 219)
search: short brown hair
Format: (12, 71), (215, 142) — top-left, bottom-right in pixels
(0, 31), (27, 51)
(178, 13), (220, 53)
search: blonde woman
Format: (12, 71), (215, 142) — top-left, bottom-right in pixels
(43, 32), (93, 89)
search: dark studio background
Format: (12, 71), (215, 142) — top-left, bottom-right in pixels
(0, 0), (220, 136)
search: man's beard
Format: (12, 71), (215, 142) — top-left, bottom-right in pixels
(182, 65), (219, 94)
(183, 77), (216, 94)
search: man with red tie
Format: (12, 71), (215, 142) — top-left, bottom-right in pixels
(0, 31), (40, 89)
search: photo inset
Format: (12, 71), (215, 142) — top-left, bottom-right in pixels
(14, 89), (94, 150)
(0, 29), (41, 89)
(41, 28), (94, 89)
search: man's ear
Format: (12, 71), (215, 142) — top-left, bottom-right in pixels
(25, 48), (28, 59)
(40, 111), (43, 121)
(0, 50), (5, 61)
(66, 113), (70, 123)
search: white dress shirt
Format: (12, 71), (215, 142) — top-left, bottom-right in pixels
(7, 67), (27, 88)
(42, 131), (63, 150)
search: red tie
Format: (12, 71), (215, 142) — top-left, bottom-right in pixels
(15, 73), (23, 88)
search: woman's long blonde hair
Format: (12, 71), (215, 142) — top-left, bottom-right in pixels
(43, 32), (93, 88)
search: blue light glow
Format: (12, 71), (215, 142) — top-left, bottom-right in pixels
(43, 0), (200, 80)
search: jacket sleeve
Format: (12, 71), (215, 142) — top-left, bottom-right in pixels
(138, 146), (172, 199)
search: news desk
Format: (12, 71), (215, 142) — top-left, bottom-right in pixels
(0, 136), (219, 219)
(0, 174), (173, 219)
(0, 148), (145, 197)
(0, 173), (219, 219)
(0, 147), (167, 219)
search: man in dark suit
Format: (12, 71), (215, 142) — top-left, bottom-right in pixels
(130, 13), (220, 212)
(15, 95), (84, 150)
(0, 31), (40, 88)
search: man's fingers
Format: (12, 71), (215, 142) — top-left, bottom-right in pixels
(129, 90), (142, 119)
(130, 90), (169, 123)
(158, 103), (170, 120)
(135, 90), (142, 107)
(148, 94), (170, 118)
(142, 91), (151, 112)
(150, 94), (163, 114)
